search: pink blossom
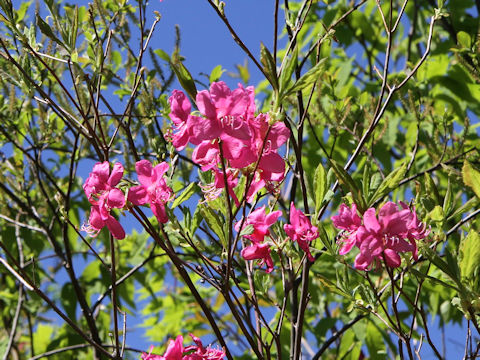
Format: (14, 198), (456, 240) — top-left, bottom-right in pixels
(83, 162), (125, 239)
(142, 335), (225, 360)
(184, 334), (226, 360)
(236, 205), (281, 273)
(333, 201), (429, 271)
(128, 160), (174, 224)
(331, 203), (362, 255)
(235, 205), (281, 243)
(241, 243), (275, 273)
(284, 202), (318, 262)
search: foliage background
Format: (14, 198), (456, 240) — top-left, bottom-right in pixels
(0, 0), (480, 359)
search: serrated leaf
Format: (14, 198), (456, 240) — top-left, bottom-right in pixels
(260, 42), (278, 91)
(172, 182), (198, 209)
(313, 162), (327, 215)
(369, 162), (407, 205)
(462, 161), (480, 200)
(460, 230), (480, 283)
(284, 58), (326, 96)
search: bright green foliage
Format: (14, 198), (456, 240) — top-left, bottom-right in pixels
(0, 0), (480, 359)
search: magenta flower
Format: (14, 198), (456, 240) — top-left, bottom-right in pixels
(284, 202), (318, 262)
(168, 83), (290, 206)
(331, 203), (362, 255)
(236, 205), (282, 273)
(241, 243), (275, 273)
(142, 335), (226, 360)
(235, 205), (282, 242)
(128, 160), (174, 224)
(184, 334), (226, 360)
(333, 201), (429, 270)
(83, 161), (125, 240)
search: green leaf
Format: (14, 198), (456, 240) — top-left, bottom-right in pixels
(154, 49), (171, 62)
(209, 64), (225, 83)
(170, 54), (197, 100)
(279, 45), (297, 97)
(368, 162), (407, 205)
(284, 58), (327, 96)
(443, 177), (454, 216)
(460, 230), (480, 283)
(35, 13), (66, 49)
(235, 59), (250, 84)
(260, 42), (279, 91)
(329, 159), (366, 212)
(365, 321), (386, 360)
(61, 283), (77, 320)
(313, 162), (327, 215)
(462, 161), (480, 200)
(457, 31), (471, 48)
(199, 204), (226, 249)
(424, 173), (441, 205)
(172, 182), (198, 209)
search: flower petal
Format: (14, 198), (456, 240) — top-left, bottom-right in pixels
(136, 160), (154, 187)
(107, 188), (125, 209)
(105, 216), (125, 240)
(128, 186), (149, 205)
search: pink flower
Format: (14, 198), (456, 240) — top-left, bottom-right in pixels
(331, 203), (362, 255)
(333, 201), (429, 271)
(141, 336), (183, 360)
(128, 160), (174, 224)
(142, 335), (226, 360)
(236, 205), (282, 273)
(235, 205), (281, 242)
(284, 202), (318, 262)
(241, 243), (275, 273)
(83, 162), (125, 239)
(184, 334), (226, 360)
(162, 335), (185, 360)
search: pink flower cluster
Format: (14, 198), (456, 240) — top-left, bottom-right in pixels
(169, 82), (290, 204)
(284, 202), (318, 262)
(142, 334), (225, 360)
(332, 202), (429, 270)
(83, 162), (126, 239)
(235, 206), (282, 273)
(236, 203), (318, 272)
(83, 160), (173, 239)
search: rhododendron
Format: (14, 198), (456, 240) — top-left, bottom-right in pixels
(236, 205), (282, 273)
(83, 161), (126, 239)
(331, 203), (362, 255)
(332, 201), (430, 270)
(284, 202), (318, 262)
(142, 334), (226, 360)
(168, 82), (290, 205)
(128, 160), (174, 224)
(185, 334), (226, 360)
